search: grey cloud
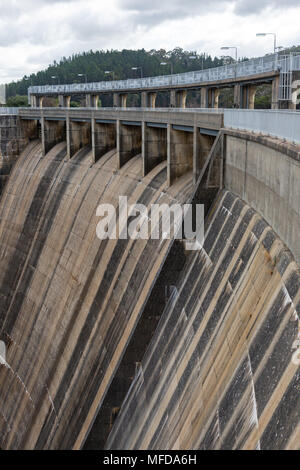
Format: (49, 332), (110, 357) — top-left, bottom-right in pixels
(119, 0), (229, 26)
(234, 0), (300, 15)
(119, 0), (300, 28)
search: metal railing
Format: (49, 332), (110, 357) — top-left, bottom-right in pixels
(224, 109), (300, 144)
(0, 107), (19, 115)
(28, 53), (300, 98)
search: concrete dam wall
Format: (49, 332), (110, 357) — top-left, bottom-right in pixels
(0, 139), (194, 449)
(0, 112), (299, 450)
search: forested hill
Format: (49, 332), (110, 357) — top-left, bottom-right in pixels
(6, 48), (224, 98)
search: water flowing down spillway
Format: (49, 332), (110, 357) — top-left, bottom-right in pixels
(0, 140), (194, 449)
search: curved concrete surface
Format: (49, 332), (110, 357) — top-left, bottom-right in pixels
(225, 130), (300, 266)
(107, 191), (300, 450)
(0, 140), (194, 449)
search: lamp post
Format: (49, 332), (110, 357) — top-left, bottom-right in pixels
(131, 66), (143, 78)
(256, 32), (277, 54)
(221, 46), (238, 78)
(160, 61), (174, 75)
(105, 70), (115, 80)
(220, 46), (238, 63)
(188, 55), (197, 71)
(78, 73), (87, 83)
(51, 75), (60, 85)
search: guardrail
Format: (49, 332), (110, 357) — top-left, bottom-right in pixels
(0, 107), (19, 115)
(28, 53), (300, 97)
(224, 109), (300, 144)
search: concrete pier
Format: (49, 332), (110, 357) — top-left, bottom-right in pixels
(141, 92), (157, 108)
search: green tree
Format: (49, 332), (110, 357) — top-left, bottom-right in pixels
(6, 95), (29, 107)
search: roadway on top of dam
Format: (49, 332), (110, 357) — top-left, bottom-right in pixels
(28, 53), (300, 98)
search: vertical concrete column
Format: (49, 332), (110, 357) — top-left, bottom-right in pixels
(141, 92), (157, 108)
(170, 90), (176, 108)
(271, 76), (280, 109)
(142, 123), (167, 177)
(86, 94), (92, 108)
(117, 120), (142, 169)
(67, 118), (91, 159)
(120, 94), (127, 108)
(141, 92), (148, 108)
(200, 88), (208, 108)
(213, 89), (220, 108)
(207, 89), (213, 108)
(177, 90), (187, 108)
(113, 93), (120, 107)
(167, 125), (193, 186)
(233, 84), (241, 108)
(193, 126), (201, 184)
(41, 117), (66, 156)
(241, 86), (248, 109)
(58, 95), (69, 107)
(92, 118), (116, 163)
(64, 96), (71, 108)
(148, 92), (157, 108)
(208, 88), (219, 108)
(30, 94), (37, 107)
(66, 114), (71, 159)
(248, 85), (257, 109)
(113, 93), (128, 108)
(90, 95), (99, 108)
(37, 96), (44, 108)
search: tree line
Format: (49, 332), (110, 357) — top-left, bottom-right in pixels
(6, 48), (224, 99)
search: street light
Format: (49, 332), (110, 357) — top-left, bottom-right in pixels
(51, 75), (60, 84)
(78, 73), (87, 83)
(131, 66), (143, 78)
(256, 33), (277, 53)
(220, 46), (238, 62)
(160, 61), (174, 75)
(221, 46), (238, 79)
(105, 70), (115, 80)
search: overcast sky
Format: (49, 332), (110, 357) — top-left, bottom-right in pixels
(1, 0), (299, 83)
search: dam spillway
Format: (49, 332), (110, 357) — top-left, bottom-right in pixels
(107, 190), (300, 450)
(0, 108), (299, 450)
(0, 138), (194, 449)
